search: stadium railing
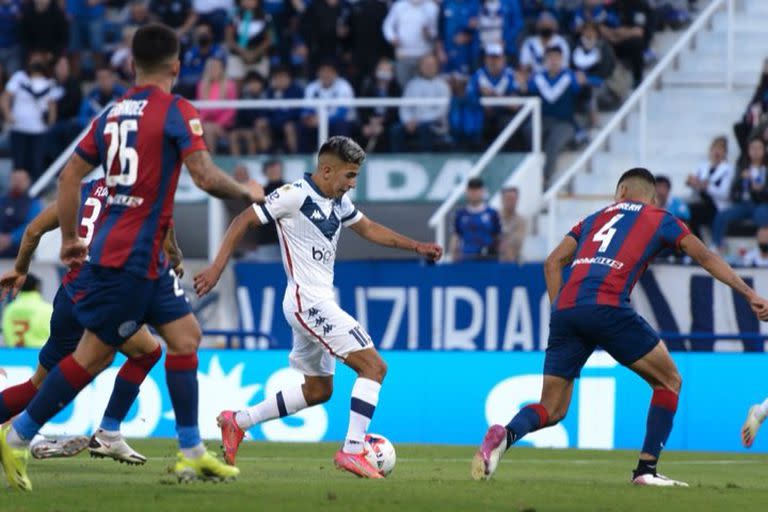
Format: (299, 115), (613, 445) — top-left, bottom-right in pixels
(537, 0), (734, 251)
(30, 96), (541, 259)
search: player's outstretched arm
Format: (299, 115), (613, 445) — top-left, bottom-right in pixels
(680, 234), (768, 320)
(349, 215), (443, 261)
(163, 225), (185, 278)
(193, 206), (262, 297)
(184, 150), (264, 204)
(544, 236), (577, 304)
(58, 154), (94, 267)
(0, 203), (59, 300)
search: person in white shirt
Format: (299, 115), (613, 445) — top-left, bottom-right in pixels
(382, 0), (439, 87)
(742, 224), (768, 267)
(194, 136), (443, 479)
(686, 135), (734, 240)
(0, 52), (58, 181)
(519, 11), (570, 74)
(301, 62), (356, 151)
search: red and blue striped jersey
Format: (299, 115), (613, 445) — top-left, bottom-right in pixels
(554, 201), (691, 310)
(62, 178), (108, 295)
(74, 85), (206, 279)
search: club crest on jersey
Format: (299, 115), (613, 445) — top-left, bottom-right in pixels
(189, 118), (203, 136)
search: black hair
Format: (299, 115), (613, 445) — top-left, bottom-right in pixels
(244, 70), (266, 84)
(467, 177), (485, 189)
(655, 175), (671, 188)
(21, 274), (40, 293)
(544, 46), (563, 56)
(132, 23), (180, 74)
(617, 167), (655, 187)
(318, 136), (366, 165)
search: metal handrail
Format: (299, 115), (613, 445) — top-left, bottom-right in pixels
(539, 0), (733, 250)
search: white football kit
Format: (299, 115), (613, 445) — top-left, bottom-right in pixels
(253, 175), (374, 376)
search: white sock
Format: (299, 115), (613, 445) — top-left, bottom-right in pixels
(181, 443), (206, 459)
(235, 386), (308, 430)
(343, 378), (381, 454)
(758, 398), (768, 420)
(96, 428), (121, 440)
(7, 426), (30, 449)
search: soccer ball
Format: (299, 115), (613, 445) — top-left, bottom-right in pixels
(364, 433), (396, 477)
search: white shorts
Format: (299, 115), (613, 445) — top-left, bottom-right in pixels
(285, 300), (373, 376)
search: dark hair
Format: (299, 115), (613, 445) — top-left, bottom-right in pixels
(21, 274), (40, 293)
(467, 177), (485, 189)
(271, 64), (292, 76)
(617, 167), (655, 187)
(244, 70), (265, 84)
(711, 135), (728, 151)
(655, 175), (671, 188)
(318, 136), (366, 165)
(544, 46), (563, 56)
(132, 23), (180, 74)
(581, 20), (600, 36)
(263, 158), (283, 171)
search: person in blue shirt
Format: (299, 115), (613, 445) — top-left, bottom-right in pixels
(466, 43), (521, 147)
(0, 0), (22, 74)
(525, 46), (602, 184)
(78, 67), (126, 128)
(451, 177), (501, 261)
(570, 0), (619, 35)
(0, 170), (43, 258)
(66, 0), (105, 61)
(477, 0), (523, 62)
(655, 175), (690, 222)
(437, 0), (481, 75)
(177, 23), (228, 98)
(266, 65), (303, 153)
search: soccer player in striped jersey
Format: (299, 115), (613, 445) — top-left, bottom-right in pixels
(194, 136), (443, 478)
(0, 24), (262, 491)
(472, 168), (768, 486)
(0, 178), (179, 464)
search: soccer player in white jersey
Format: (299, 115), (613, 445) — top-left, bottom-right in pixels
(194, 136), (442, 478)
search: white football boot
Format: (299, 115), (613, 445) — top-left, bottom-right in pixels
(741, 405), (766, 448)
(632, 472), (689, 487)
(88, 429), (147, 465)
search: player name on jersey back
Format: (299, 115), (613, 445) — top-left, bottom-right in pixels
(108, 100), (148, 118)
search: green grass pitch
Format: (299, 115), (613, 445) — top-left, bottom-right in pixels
(3, 439), (768, 511)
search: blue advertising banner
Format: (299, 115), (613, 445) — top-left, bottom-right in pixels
(233, 262), (768, 352)
(1, 349), (766, 452)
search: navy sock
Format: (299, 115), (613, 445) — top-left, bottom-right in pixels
(12, 356), (93, 441)
(101, 346), (162, 431)
(505, 404), (549, 447)
(165, 353), (201, 449)
(641, 388), (678, 459)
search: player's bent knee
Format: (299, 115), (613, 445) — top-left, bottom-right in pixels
(303, 379), (333, 405)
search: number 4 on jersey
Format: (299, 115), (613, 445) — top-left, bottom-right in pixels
(593, 214), (624, 253)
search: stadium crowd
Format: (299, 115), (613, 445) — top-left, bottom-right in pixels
(0, 0), (697, 184)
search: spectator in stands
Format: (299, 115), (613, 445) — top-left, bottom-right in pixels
(121, 0), (153, 29)
(436, 0), (481, 76)
(46, 56), (82, 162)
(391, 54), (451, 152)
(449, 72), (483, 150)
(734, 58), (768, 158)
(66, 0), (106, 73)
(382, 0), (439, 87)
(466, 43), (519, 146)
(0, 170), (44, 258)
(149, 0), (197, 44)
(300, 0), (349, 76)
(451, 177), (500, 261)
(110, 26), (137, 83)
(571, 20), (616, 127)
(524, 47), (600, 184)
(712, 137), (768, 253)
(193, 0), (234, 41)
(347, 0), (393, 88)
(519, 11), (570, 73)
(78, 67), (126, 129)
(20, 0), (69, 59)
(1, 53), (58, 181)
(0, 0), (22, 75)
(1, 274), (52, 348)
(225, 0), (272, 81)
(571, 0), (619, 35)
(742, 228), (768, 267)
(654, 175), (690, 222)
(265, 65), (302, 153)
(178, 23), (229, 98)
(229, 71), (269, 156)
(197, 56), (237, 152)
(686, 135), (733, 240)
(357, 57), (402, 152)
(601, 0), (652, 87)
(300, 61), (356, 151)
(477, 0), (523, 63)
(498, 186), (526, 263)
(252, 159), (285, 261)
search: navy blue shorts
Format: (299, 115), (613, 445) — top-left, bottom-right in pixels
(544, 305), (659, 380)
(72, 265), (191, 347)
(38, 286), (84, 370)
